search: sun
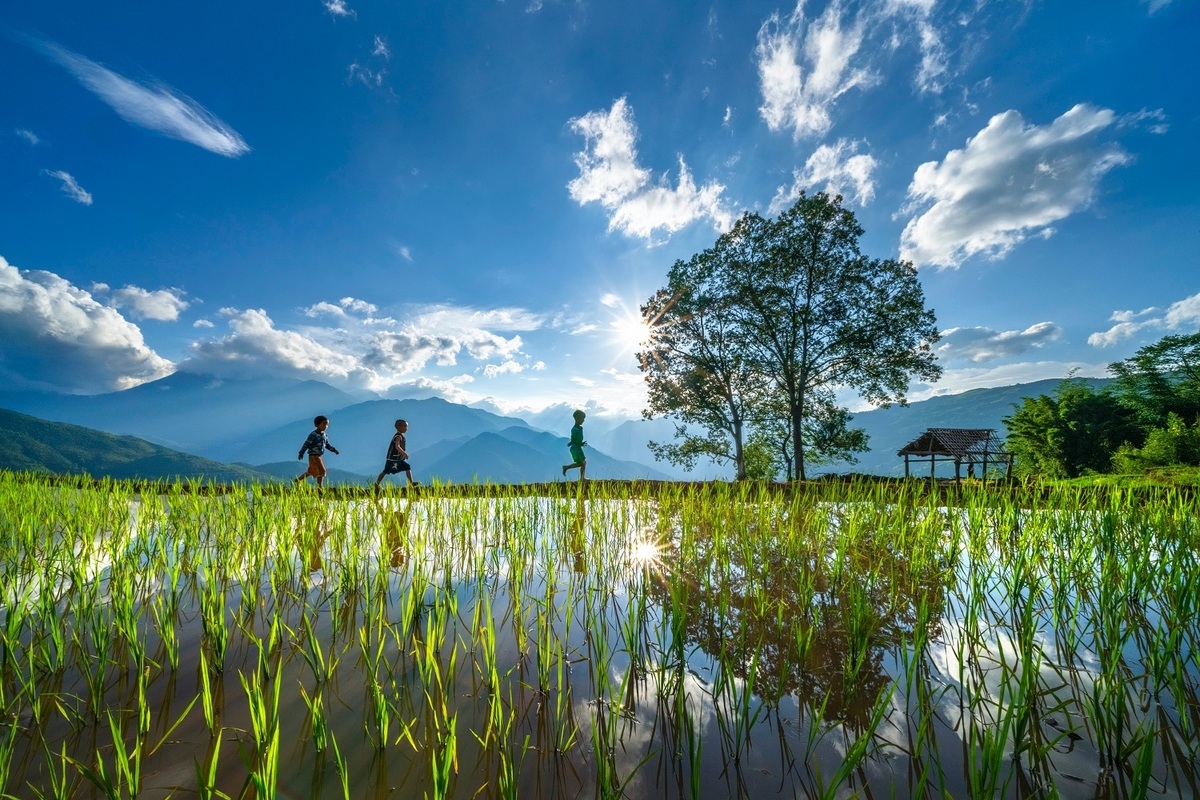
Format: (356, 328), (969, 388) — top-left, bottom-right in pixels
(609, 309), (653, 354)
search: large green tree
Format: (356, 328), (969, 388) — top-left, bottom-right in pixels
(639, 193), (941, 480)
(638, 254), (765, 479)
(719, 194), (941, 479)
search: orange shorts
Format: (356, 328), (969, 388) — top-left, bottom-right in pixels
(303, 454), (327, 478)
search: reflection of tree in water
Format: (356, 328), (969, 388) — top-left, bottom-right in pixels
(645, 501), (953, 731)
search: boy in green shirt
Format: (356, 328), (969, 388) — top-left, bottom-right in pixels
(561, 409), (587, 481)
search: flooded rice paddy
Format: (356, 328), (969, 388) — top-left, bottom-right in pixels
(0, 475), (1197, 798)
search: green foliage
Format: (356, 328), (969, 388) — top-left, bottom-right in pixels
(1006, 333), (1200, 478)
(742, 431), (782, 481)
(1003, 378), (1139, 478)
(1108, 332), (1200, 430)
(639, 193), (940, 480)
(1113, 413), (1200, 473)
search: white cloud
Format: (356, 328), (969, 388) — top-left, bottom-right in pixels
(755, 1), (871, 139)
(109, 286), (190, 321)
(15, 128), (39, 145)
(33, 38), (249, 157)
(599, 293), (621, 308)
(180, 301), (545, 392)
(397, 245), (413, 262)
(567, 98), (733, 241)
(0, 256), (174, 392)
(385, 375), (475, 404)
(44, 170), (93, 205)
(1088, 291), (1200, 347)
(183, 308), (374, 384)
(372, 36), (390, 59)
(348, 62), (386, 88)
(483, 360), (525, 378)
(899, 104), (1132, 268)
(1143, 0), (1172, 14)
(193, 319), (214, 328)
(323, 0), (356, 18)
(1119, 108), (1169, 135)
(936, 322), (1062, 363)
(302, 296), (382, 321)
(770, 138), (877, 211)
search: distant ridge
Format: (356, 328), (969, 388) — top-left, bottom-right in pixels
(0, 407), (278, 484)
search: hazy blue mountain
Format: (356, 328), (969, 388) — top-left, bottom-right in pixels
(0, 372), (360, 457)
(232, 397), (535, 476)
(1, 408), (277, 483)
(817, 378), (1114, 476)
(588, 418), (727, 480)
(421, 427), (672, 484)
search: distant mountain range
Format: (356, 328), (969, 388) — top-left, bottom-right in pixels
(0, 371), (1107, 483)
(0, 408), (276, 484)
(817, 377), (1113, 476)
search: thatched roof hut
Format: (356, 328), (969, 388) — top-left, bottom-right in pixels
(896, 427), (1013, 481)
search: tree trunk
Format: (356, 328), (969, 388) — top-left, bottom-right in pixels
(792, 398), (806, 481)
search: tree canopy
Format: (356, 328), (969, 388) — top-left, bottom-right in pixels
(1004, 332), (1200, 477)
(638, 193), (941, 480)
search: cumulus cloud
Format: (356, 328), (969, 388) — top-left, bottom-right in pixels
(770, 138), (877, 211)
(385, 374), (475, 403)
(182, 308), (374, 384)
(899, 104), (1132, 268)
(1088, 291), (1200, 347)
(108, 286), (189, 321)
(180, 301), (545, 392)
(31, 38), (249, 157)
(44, 170), (93, 205)
(568, 98), (733, 241)
(0, 256), (174, 392)
(936, 322), (1062, 363)
(755, 1), (871, 139)
(15, 128), (40, 145)
(483, 360), (525, 378)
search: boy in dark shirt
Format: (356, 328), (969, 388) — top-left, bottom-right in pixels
(375, 419), (419, 488)
(296, 415), (339, 488)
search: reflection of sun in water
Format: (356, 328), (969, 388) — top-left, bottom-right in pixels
(628, 531), (667, 571)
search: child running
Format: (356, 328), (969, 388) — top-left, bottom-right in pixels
(295, 415), (339, 488)
(561, 409), (587, 481)
(375, 418), (419, 489)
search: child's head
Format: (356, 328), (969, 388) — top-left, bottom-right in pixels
(394, 419), (408, 432)
(572, 409), (586, 424)
(314, 415), (329, 430)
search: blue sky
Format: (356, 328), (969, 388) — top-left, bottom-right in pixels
(2, 0), (1197, 422)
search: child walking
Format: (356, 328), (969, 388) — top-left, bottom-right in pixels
(561, 409), (587, 481)
(375, 419), (419, 488)
(296, 415), (339, 488)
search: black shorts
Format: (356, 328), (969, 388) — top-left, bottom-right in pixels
(381, 458), (411, 475)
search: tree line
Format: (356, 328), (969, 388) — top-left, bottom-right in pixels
(636, 193), (942, 481)
(1004, 332), (1200, 478)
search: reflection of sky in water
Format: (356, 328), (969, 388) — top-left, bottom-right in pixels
(3, 490), (1197, 799)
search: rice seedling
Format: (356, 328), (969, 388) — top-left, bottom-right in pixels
(2, 473), (1199, 798)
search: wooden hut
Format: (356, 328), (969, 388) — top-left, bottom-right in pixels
(896, 428), (1014, 481)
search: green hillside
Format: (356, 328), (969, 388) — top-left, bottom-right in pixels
(0, 408), (277, 484)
